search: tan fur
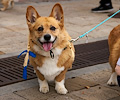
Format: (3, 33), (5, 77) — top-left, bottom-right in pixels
(26, 4), (75, 94)
(108, 25), (120, 72)
(0, 0), (14, 11)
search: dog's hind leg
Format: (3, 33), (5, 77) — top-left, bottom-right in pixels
(10, 0), (14, 8)
(107, 56), (118, 86)
(107, 41), (120, 86)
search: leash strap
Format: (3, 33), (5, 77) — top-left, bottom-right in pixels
(70, 10), (120, 42)
(18, 50), (36, 79)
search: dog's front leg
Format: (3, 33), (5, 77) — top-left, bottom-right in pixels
(1, 1), (8, 11)
(55, 68), (68, 94)
(36, 70), (49, 94)
(30, 57), (49, 93)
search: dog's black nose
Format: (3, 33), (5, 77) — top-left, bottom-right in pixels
(44, 34), (51, 41)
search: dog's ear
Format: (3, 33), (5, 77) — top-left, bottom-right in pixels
(26, 6), (40, 24)
(50, 3), (64, 27)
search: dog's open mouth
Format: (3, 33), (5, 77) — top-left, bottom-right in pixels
(38, 37), (57, 52)
(42, 42), (53, 52)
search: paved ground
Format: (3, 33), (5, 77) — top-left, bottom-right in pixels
(1, 0), (120, 100)
(1, 62), (120, 100)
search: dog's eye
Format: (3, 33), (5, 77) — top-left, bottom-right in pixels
(50, 26), (56, 31)
(38, 27), (44, 31)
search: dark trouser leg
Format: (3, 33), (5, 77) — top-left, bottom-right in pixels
(100, 0), (113, 7)
(117, 76), (120, 86)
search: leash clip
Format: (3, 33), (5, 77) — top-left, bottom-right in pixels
(70, 37), (80, 43)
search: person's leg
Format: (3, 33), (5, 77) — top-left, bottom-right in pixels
(100, 0), (111, 5)
(91, 0), (113, 13)
(117, 75), (120, 86)
(100, 0), (113, 7)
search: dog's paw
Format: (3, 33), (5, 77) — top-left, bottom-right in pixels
(39, 85), (49, 94)
(55, 80), (68, 95)
(55, 86), (68, 94)
(0, 8), (5, 11)
(38, 79), (49, 94)
(107, 78), (118, 86)
(107, 72), (118, 86)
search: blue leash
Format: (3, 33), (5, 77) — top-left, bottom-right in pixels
(71, 10), (120, 42)
(18, 50), (36, 80)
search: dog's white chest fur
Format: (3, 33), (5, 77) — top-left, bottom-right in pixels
(37, 48), (64, 81)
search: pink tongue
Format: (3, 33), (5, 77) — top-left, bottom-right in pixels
(43, 43), (53, 52)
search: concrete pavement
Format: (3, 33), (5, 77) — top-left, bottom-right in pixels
(0, 62), (120, 100)
(1, 0), (120, 100)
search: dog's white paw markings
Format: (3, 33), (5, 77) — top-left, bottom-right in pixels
(55, 86), (68, 94)
(107, 78), (118, 86)
(107, 72), (118, 86)
(0, 8), (5, 11)
(38, 79), (49, 94)
(40, 85), (49, 94)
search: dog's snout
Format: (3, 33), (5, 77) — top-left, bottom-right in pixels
(44, 34), (51, 41)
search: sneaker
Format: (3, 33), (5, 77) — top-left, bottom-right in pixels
(91, 4), (114, 13)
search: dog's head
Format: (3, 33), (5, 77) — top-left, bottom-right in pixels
(26, 3), (65, 52)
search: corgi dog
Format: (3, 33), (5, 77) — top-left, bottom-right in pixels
(0, 0), (14, 11)
(26, 3), (75, 94)
(107, 25), (120, 86)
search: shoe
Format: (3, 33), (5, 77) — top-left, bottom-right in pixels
(91, 4), (114, 13)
